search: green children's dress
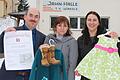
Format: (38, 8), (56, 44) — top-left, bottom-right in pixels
(75, 36), (120, 80)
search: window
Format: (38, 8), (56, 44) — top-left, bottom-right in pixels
(80, 17), (85, 29)
(69, 17), (80, 30)
(70, 17), (78, 29)
(50, 16), (57, 28)
(101, 18), (109, 29)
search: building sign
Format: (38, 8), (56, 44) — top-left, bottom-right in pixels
(43, 0), (80, 12)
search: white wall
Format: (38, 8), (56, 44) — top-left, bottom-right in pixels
(28, 0), (120, 39)
(28, 0), (37, 8)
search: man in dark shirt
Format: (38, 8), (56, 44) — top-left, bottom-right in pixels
(0, 7), (46, 80)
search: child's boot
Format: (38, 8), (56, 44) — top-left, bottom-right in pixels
(48, 45), (60, 64)
(40, 44), (50, 66)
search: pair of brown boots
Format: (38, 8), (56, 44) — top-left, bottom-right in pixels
(40, 44), (60, 66)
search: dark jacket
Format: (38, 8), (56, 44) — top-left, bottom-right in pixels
(77, 36), (98, 65)
(117, 41), (120, 57)
(0, 24), (46, 80)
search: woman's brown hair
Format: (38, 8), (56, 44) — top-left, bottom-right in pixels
(53, 16), (72, 36)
